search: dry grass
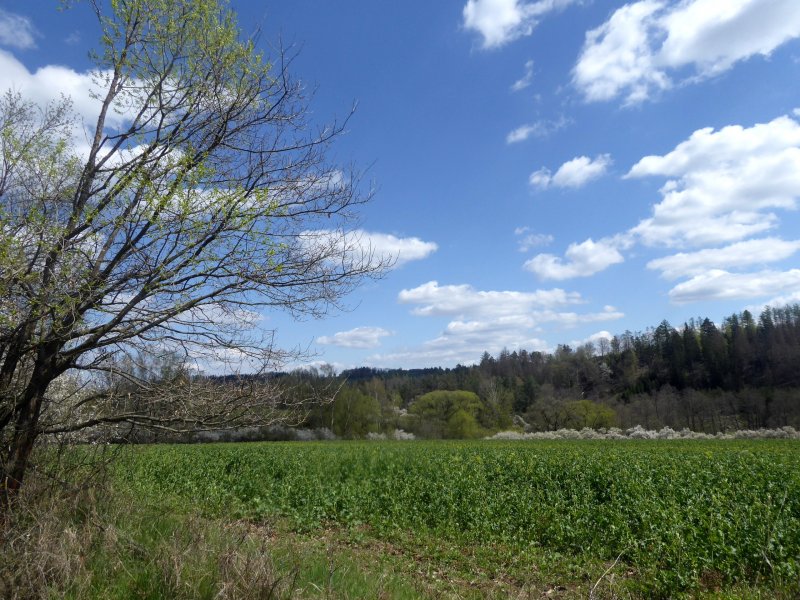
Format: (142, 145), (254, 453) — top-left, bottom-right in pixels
(1, 484), (100, 599)
(0, 478), (299, 600)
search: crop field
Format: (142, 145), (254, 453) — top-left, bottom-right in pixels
(116, 440), (800, 597)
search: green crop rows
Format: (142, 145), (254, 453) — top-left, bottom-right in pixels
(116, 440), (800, 596)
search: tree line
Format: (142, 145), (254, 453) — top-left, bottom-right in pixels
(291, 304), (800, 438)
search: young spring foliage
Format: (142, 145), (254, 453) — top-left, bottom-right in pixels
(118, 439), (800, 597)
(0, 0), (384, 499)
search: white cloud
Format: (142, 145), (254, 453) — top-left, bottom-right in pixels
(398, 280), (582, 319)
(317, 326), (392, 349)
(669, 269), (800, 304)
(533, 305), (624, 327)
(398, 306), (621, 364)
(574, 0), (800, 104)
(463, 0), (580, 49)
(535, 111), (800, 303)
(515, 227), (554, 252)
(524, 237), (625, 280)
(511, 59), (534, 91)
(627, 114), (800, 247)
(574, 1), (667, 104)
(530, 154), (612, 189)
(569, 330), (614, 350)
(369, 283), (623, 368)
(529, 167), (553, 188)
(507, 124), (541, 144)
(588, 330), (614, 343)
(361, 231), (439, 266)
(552, 154), (612, 187)
(414, 317), (551, 362)
(368, 315), (617, 368)
(749, 291), (800, 313)
(0, 50), (130, 131)
(301, 229), (437, 269)
(366, 340), (538, 370)
(0, 10), (37, 50)
(506, 116), (569, 144)
(659, 0), (800, 75)
(647, 238), (800, 279)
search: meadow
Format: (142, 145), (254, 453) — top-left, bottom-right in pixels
(112, 439), (800, 598)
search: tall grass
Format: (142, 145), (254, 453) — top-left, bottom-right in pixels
(0, 484), (299, 599)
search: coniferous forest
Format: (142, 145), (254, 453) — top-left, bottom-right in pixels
(291, 304), (800, 438)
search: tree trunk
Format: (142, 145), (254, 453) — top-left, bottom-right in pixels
(1, 380), (49, 512)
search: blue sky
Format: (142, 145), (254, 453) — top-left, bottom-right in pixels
(3, 0), (800, 371)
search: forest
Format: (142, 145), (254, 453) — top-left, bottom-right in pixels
(289, 304), (800, 438)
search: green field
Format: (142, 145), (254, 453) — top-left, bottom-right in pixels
(113, 439), (800, 598)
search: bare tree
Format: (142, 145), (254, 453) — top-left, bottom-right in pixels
(0, 0), (386, 503)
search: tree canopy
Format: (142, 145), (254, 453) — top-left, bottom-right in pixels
(0, 0), (384, 500)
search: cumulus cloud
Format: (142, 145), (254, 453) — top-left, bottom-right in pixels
(398, 280), (582, 319)
(659, 0), (800, 74)
(647, 238), (800, 279)
(372, 282), (623, 368)
(367, 336), (547, 370)
(539, 111), (800, 301)
(518, 113), (800, 302)
(626, 114), (800, 248)
(524, 237), (625, 280)
(574, 1), (666, 104)
(511, 59), (535, 91)
(569, 330), (614, 350)
(463, 0), (580, 49)
(574, 0), (800, 104)
(360, 231), (439, 266)
(528, 168), (552, 188)
(301, 229), (437, 269)
(402, 307), (621, 360)
(317, 326), (392, 349)
(0, 10), (37, 50)
(371, 318), (552, 367)
(669, 269), (800, 304)
(530, 154), (612, 189)
(0, 50), (131, 132)
(750, 291), (800, 314)
(365, 311), (617, 369)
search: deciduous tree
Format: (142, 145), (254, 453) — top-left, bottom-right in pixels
(0, 0), (385, 502)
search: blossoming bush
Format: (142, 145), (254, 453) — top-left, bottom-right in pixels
(487, 426), (799, 440)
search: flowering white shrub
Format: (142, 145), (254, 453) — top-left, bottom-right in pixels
(486, 426), (800, 441)
(365, 429), (416, 441)
(279, 426), (337, 441)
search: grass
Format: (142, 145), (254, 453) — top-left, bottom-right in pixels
(1, 483), (426, 599)
(3, 439), (800, 598)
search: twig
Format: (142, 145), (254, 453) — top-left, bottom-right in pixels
(589, 547), (627, 599)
